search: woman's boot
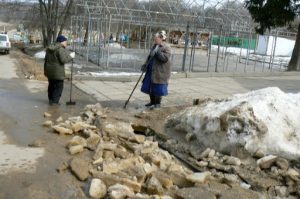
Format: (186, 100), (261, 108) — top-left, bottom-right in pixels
(153, 96), (162, 108)
(145, 95), (155, 107)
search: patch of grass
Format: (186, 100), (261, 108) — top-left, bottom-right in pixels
(11, 50), (47, 81)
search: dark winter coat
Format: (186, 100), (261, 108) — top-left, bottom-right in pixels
(44, 43), (72, 80)
(145, 42), (172, 84)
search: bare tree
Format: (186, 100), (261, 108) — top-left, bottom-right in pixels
(0, 0), (28, 23)
(38, 0), (74, 47)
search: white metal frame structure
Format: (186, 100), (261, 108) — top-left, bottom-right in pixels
(71, 0), (296, 73)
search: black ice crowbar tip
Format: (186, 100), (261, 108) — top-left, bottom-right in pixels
(66, 101), (76, 106)
(123, 71), (145, 109)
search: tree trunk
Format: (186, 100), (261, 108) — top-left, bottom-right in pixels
(83, 24), (89, 46)
(42, 29), (48, 47)
(53, 0), (59, 41)
(58, 0), (74, 36)
(288, 23), (300, 71)
(38, 0), (74, 47)
(38, 0), (48, 47)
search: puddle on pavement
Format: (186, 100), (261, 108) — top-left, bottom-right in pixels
(0, 131), (44, 175)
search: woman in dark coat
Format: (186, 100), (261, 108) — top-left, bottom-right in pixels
(141, 31), (172, 108)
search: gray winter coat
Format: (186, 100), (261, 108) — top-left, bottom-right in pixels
(146, 42), (172, 84)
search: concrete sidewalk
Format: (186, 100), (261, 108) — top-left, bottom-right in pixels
(74, 75), (300, 107)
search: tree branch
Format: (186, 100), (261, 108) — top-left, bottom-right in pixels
(58, 0), (74, 35)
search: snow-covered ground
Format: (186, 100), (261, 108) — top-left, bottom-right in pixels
(167, 87), (300, 160)
(211, 45), (291, 67)
(109, 53), (143, 63)
(256, 36), (295, 57)
(108, 43), (126, 49)
(77, 71), (178, 77)
(65, 63), (83, 69)
(34, 43), (125, 59)
(34, 51), (46, 59)
(212, 36), (295, 58)
(211, 45), (254, 57)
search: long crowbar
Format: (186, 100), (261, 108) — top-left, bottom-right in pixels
(123, 71), (145, 109)
(66, 58), (76, 106)
(66, 37), (76, 106)
(123, 55), (155, 109)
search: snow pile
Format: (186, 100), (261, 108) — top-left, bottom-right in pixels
(78, 72), (141, 77)
(166, 87), (300, 159)
(108, 43), (126, 49)
(211, 45), (254, 57)
(34, 51), (46, 59)
(256, 36), (295, 57)
(249, 54), (290, 68)
(211, 36), (295, 58)
(65, 63), (83, 69)
(109, 54), (143, 62)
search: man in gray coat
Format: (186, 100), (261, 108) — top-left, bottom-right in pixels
(44, 35), (75, 105)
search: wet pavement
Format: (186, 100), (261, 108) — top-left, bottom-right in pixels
(0, 53), (95, 199)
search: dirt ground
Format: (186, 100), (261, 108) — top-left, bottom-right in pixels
(11, 47), (47, 81)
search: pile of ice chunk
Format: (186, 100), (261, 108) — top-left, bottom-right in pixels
(166, 87), (300, 159)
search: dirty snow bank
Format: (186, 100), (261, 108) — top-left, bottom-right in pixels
(166, 87), (300, 159)
(211, 45), (254, 57)
(77, 72), (141, 77)
(108, 43), (126, 49)
(77, 71), (178, 77)
(109, 53), (142, 61)
(34, 51), (46, 59)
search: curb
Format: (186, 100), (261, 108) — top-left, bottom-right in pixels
(73, 71), (300, 82)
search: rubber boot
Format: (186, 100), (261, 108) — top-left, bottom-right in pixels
(145, 95), (155, 107)
(152, 96), (162, 109)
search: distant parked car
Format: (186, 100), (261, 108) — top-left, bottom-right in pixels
(0, 34), (11, 54)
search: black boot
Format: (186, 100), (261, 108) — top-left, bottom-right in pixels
(145, 95), (155, 107)
(152, 96), (162, 109)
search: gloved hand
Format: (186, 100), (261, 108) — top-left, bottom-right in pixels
(141, 64), (147, 72)
(150, 45), (159, 57)
(156, 46), (162, 55)
(70, 52), (75, 59)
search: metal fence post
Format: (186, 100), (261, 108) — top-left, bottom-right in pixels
(87, 12), (91, 63)
(215, 25), (222, 72)
(270, 30), (278, 71)
(207, 31), (212, 72)
(106, 14), (112, 69)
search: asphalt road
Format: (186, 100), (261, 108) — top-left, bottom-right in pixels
(0, 52), (95, 199)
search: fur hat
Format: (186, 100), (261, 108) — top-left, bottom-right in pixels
(155, 30), (167, 41)
(56, 35), (68, 43)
